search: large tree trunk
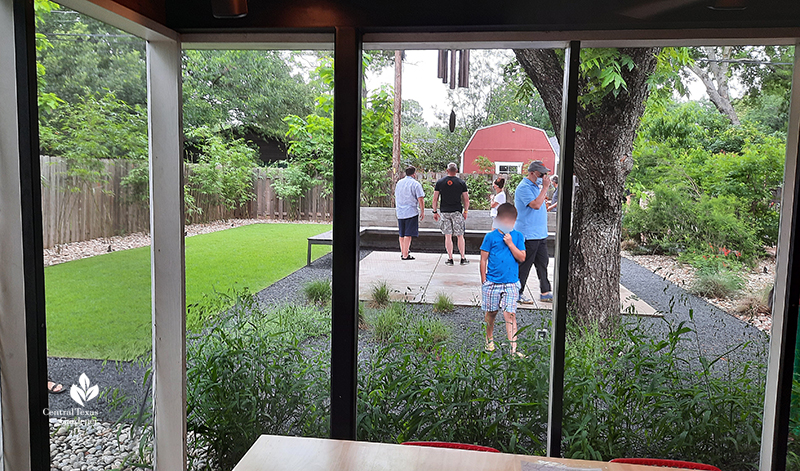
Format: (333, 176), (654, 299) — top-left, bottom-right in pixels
(514, 47), (659, 328)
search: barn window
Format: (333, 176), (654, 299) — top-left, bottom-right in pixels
(495, 162), (523, 174)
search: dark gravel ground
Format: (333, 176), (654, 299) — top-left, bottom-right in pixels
(46, 356), (150, 423)
(619, 257), (769, 361)
(46, 252), (767, 422)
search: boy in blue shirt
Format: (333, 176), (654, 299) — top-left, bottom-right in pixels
(480, 203), (527, 357)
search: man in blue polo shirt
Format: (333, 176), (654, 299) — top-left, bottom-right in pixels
(514, 161), (552, 303)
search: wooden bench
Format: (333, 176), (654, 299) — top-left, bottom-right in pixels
(307, 230), (333, 266)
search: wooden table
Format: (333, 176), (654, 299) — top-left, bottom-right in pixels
(233, 435), (684, 471)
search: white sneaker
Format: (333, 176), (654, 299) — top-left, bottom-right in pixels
(518, 294), (533, 304)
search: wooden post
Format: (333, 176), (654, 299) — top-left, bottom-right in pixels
(548, 40), (580, 458)
(330, 26), (362, 440)
(392, 50), (403, 190)
(147, 37), (187, 471)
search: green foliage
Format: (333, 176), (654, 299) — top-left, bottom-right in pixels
(370, 281), (393, 308)
(561, 319), (766, 469)
(628, 100), (785, 253)
(689, 268), (744, 299)
(505, 173), (525, 202)
(267, 162), (316, 219)
(365, 303), (452, 352)
(408, 317), (452, 351)
(624, 185), (759, 260)
(187, 293), (330, 470)
(183, 50), (317, 142)
(40, 92), (147, 187)
(36, 4), (145, 108)
(120, 287), (767, 471)
(474, 155), (494, 174)
(184, 128), (259, 218)
(432, 292), (455, 313)
(369, 303), (409, 343)
(284, 59), (416, 205)
(465, 175), (493, 210)
(302, 279), (332, 305)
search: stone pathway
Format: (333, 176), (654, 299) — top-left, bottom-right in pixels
(358, 251), (657, 315)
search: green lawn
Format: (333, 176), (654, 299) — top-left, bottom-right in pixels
(45, 223), (332, 360)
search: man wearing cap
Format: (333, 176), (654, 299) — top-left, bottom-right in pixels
(514, 161), (552, 303)
(432, 162), (470, 265)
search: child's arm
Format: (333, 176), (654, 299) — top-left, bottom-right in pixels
(480, 251), (489, 284)
(503, 233), (526, 263)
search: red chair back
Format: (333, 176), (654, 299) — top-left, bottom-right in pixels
(610, 458), (721, 471)
(401, 441), (501, 453)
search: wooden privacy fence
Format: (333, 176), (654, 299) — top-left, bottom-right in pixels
(39, 157), (332, 249)
(39, 159), (500, 249)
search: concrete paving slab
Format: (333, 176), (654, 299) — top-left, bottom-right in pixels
(358, 251), (658, 316)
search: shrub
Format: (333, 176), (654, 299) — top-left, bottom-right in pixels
(408, 317), (451, 352)
(370, 281), (392, 307)
(690, 268), (744, 298)
(186, 295), (330, 470)
(624, 184), (760, 260)
(432, 292), (455, 313)
(505, 172), (525, 202)
(474, 155), (494, 174)
(465, 174), (493, 210)
(369, 303), (408, 343)
(302, 279), (332, 305)
(357, 335), (551, 453)
(736, 285), (773, 318)
(268, 162), (316, 219)
(561, 318), (766, 469)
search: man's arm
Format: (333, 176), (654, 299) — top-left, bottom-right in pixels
(462, 191), (470, 219)
(432, 191), (440, 221)
(528, 177), (550, 210)
(417, 196), (425, 221)
(480, 251), (489, 284)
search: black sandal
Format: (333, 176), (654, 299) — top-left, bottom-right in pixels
(402, 255), (416, 260)
(48, 380), (67, 395)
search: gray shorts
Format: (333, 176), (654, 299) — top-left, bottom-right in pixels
(439, 211), (465, 236)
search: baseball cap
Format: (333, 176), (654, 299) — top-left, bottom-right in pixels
(447, 162), (458, 172)
(528, 160), (551, 175)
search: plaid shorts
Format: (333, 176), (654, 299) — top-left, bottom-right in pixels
(439, 211), (465, 236)
(481, 281), (519, 314)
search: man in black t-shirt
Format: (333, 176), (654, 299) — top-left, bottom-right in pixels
(432, 162), (471, 265)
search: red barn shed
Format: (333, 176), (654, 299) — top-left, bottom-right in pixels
(460, 121), (557, 175)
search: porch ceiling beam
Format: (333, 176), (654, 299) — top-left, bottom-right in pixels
(56, 0), (177, 41)
(362, 28), (800, 49)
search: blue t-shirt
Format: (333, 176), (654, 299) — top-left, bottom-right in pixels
(480, 229), (526, 284)
(514, 177), (549, 240)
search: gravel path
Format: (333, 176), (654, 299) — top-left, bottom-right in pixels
(620, 257), (769, 360)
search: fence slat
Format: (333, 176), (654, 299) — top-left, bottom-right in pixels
(39, 157), (336, 248)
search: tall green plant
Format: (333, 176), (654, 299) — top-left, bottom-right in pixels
(184, 128), (260, 218)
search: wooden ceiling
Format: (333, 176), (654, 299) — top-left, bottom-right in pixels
(108, 0), (800, 36)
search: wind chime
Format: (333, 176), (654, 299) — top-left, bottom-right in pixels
(437, 49), (470, 132)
